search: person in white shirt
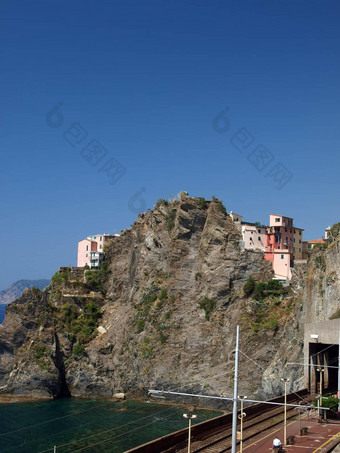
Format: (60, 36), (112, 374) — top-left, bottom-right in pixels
(273, 437), (282, 449)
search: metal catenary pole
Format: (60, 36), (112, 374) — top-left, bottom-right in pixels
(338, 332), (340, 412)
(231, 325), (240, 453)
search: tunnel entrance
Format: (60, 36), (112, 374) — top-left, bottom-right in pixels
(308, 342), (339, 394)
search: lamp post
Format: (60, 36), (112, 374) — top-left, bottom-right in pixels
(183, 413), (197, 453)
(316, 368), (324, 418)
(296, 401), (304, 435)
(281, 378), (290, 446)
(238, 396), (247, 453)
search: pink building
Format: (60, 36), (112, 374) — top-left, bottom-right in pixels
(232, 211), (304, 281)
(265, 214), (303, 280)
(272, 250), (292, 280)
(77, 234), (119, 268)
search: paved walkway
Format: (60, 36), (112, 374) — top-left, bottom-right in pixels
(242, 414), (340, 452)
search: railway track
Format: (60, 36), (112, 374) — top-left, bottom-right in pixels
(175, 392), (311, 453)
(125, 389), (310, 453)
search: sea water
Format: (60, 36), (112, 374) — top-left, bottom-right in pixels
(0, 305), (6, 324)
(0, 398), (221, 453)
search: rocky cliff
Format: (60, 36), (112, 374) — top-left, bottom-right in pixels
(1, 198), (335, 403)
(303, 238), (340, 323)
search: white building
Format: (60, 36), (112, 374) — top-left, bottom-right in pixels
(241, 223), (266, 251)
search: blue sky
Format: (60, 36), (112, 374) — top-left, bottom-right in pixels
(1, 0), (339, 289)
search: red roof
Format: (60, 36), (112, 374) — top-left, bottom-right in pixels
(306, 239), (326, 244)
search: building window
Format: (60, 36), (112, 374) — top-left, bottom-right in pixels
(100, 236), (102, 241)
(294, 238), (296, 243)
(299, 232), (301, 235)
(86, 245), (88, 251)
(258, 237), (261, 241)
(285, 228), (287, 232)
(294, 230), (296, 233)
(94, 236), (96, 239)
(275, 218), (280, 222)
(281, 254), (284, 259)
(100, 245), (102, 249)
(86, 254), (88, 257)
(299, 240), (301, 244)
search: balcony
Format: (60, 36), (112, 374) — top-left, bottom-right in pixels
(89, 252), (104, 260)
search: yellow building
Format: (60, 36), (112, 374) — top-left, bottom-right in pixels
(292, 227), (304, 260)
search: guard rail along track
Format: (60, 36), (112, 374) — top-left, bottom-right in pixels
(125, 389), (309, 453)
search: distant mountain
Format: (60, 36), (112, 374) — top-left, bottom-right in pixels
(0, 280), (50, 305)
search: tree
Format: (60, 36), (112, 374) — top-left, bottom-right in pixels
(243, 276), (256, 296)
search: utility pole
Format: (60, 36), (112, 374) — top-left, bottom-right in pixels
(281, 378), (290, 446)
(231, 325), (240, 453)
(338, 331), (340, 412)
(238, 395), (247, 453)
(317, 368), (324, 419)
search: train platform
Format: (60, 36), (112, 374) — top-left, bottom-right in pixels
(242, 413), (340, 452)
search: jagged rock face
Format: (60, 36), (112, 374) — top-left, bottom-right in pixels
(0, 198), (310, 402)
(303, 241), (340, 322)
(0, 289), (62, 398)
(262, 238), (340, 397)
(0, 280), (50, 305)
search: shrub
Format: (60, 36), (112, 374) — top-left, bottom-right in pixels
(137, 319), (145, 332)
(322, 396), (339, 412)
(61, 300), (102, 345)
(166, 209), (176, 231)
(195, 273), (202, 281)
(266, 280), (283, 291)
(243, 276), (256, 296)
(253, 283), (267, 301)
(34, 345), (47, 359)
(85, 261), (108, 294)
(141, 282), (159, 305)
(314, 255), (326, 272)
(158, 288), (167, 300)
(73, 342), (85, 357)
(217, 201), (227, 215)
(52, 271), (69, 284)
(155, 198), (169, 208)
(198, 197), (206, 208)
(262, 318), (278, 330)
(314, 395), (339, 412)
(199, 297), (216, 320)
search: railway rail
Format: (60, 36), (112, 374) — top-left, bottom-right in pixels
(126, 389), (310, 453)
(177, 392), (312, 452)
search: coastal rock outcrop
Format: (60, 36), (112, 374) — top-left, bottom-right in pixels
(0, 198), (338, 403)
